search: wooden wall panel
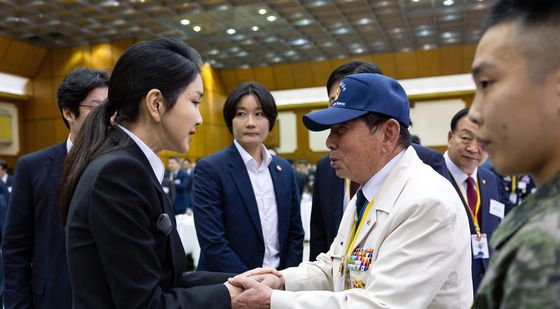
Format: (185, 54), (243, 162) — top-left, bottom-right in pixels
(462, 44), (477, 72)
(90, 43), (113, 71)
(234, 68), (256, 84)
(310, 60), (332, 87)
(216, 44), (476, 93)
(439, 46), (463, 75)
(292, 62), (315, 89)
(272, 64), (296, 89)
(253, 66), (276, 90)
(0, 35), (59, 78)
(372, 53), (398, 78)
(219, 69), (240, 93)
(416, 49), (440, 77)
(394, 51), (418, 79)
(21, 45), (48, 77)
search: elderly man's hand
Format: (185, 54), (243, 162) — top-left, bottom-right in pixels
(229, 277), (272, 309)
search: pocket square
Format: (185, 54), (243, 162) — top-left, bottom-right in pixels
(156, 213), (172, 235)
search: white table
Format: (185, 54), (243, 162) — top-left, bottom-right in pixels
(175, 213), (200, 267)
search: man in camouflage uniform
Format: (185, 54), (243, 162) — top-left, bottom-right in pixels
(469, 0), (560, 307)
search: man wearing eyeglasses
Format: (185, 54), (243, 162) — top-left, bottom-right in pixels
(2, 68), (109, 309)
(444, 107), (507, 295)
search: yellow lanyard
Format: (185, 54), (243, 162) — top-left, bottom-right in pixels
(511, 175), (517, 193)
(452, 175), (482, 234)
(343, 197), (375, 260)
(345, 178), (351, 203)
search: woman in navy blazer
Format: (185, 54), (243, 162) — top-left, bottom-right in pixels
(192, 82), (304, 273)
(58, 38), (238, 308)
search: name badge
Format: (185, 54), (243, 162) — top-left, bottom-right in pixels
(471, 233), (490, 259)
(518, 181), (527, 190)
(489, 199), (505, 219)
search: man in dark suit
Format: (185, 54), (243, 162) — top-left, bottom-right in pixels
(0, 160), (13, 204)
(192, 82), (303, 273)
(166, 156), (192, 215)
(444, 107), (507, 294)
(1, 68), (109, 309)
(310, 61), (451, 260)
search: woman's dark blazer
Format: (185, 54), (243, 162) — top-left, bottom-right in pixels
(66, 129), (232, 309)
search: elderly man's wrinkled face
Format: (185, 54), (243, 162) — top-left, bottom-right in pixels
(326, 118), (384, 185)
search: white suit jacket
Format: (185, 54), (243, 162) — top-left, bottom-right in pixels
(272, 147), (473, 308)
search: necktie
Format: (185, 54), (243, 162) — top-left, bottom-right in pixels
(349, 181), (360, 199)
(355, 189), (368, 221)
(466, 176), (477, 214)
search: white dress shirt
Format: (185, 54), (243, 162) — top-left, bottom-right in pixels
(234, 139), (280, 268)
(361, 150), (406, 204)
(118, 125), (165, 184)
(444, 151), (478, 200)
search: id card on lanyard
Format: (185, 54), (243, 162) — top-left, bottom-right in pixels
(452, 175), (489, 260)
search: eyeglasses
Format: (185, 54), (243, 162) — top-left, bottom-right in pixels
(79, 104), (99, 110)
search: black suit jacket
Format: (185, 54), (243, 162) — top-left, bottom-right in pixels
(2, 142), (71, 309)
(66, 129), (231, 309)
(309, 144), (450, 260)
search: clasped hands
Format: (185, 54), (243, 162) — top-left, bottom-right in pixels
(224, 267), (285, 309)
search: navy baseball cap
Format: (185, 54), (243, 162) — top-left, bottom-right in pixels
(303, 73), (410, 131)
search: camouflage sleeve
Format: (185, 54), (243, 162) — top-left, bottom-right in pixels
(500, 224), (560, 308)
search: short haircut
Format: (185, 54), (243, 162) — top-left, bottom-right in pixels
(484, 0), (560, 81)
(56, 68), (110, 129)
(362, 113), (411, 149)
(168, 156), (180, 163)
(326, 60), (383, 92)
(0, 159), (7, 171)
(450, 108), (470, 133)
(223, 82), (277, 134)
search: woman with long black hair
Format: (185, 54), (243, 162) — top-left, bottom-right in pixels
(59, 38), (238, 308)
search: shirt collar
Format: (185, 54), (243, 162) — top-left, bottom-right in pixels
(66, 136), (73, 154)
(361, 149), (406, 202)
(118, 125), (165, 184)
(234, 139), (272, 171)
(444, 151), (478, 184)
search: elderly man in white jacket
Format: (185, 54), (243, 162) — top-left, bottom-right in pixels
(229, 73), (473, 309)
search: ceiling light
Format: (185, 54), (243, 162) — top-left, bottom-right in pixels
(267, 15), (277, 22)
(263, 37), (277, 43)
(271, 57), (282, 63)
(193, 25), (201, 32)
(237, 51), (249, 57)
(208, 49), (219, 55)
(229, 47), (240, 53)
(322, 42), (334, 47)
(333, 28), (350, 35)
(441, 32), (456, 39)
(443, 0), (454, 6)
(308, 0), (327, 6)
(412, 0), (420, 2)
(294, 19), (312, 26)
(285, 50), (297, 56)
(353, 48), (365, 54)
(417, 29), (432, 36)
(180, 19), (190, 25)
(422, 44), (437, 50)
(226, 28), (236, 35)
(259, 9), (267, 15)
(355, 18), (371, 25)
(252, 26), (259, 31)
(291, 38), (308, 46)
(240, 64), (250, 69)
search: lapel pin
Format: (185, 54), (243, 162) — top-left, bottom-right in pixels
(367, 218), (372, 225)
(276, 165), (282, 171)
(482, 179), (486, 184)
